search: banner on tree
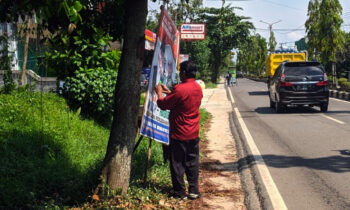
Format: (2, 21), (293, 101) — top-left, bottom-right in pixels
(140, 8), (179, 144)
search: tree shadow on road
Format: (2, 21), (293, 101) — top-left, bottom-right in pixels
(255, 106), (320, 114)
(248, 91), (269, 96)
(210, 153), (350, 174)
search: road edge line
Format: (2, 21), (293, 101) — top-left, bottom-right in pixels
(228, 87), (288, 210)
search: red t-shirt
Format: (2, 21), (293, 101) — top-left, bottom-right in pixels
(157, 78), (203, 140)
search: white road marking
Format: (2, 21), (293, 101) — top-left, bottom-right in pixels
(228, 86), (235, 104)
(321, 114), (345, 125)
(228, 87), (288, 210)
(330, 97), (350, 104)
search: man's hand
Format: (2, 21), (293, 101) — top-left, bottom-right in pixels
(155, 84), (163, 96)
(161, 84), (171, 94)
(155, 84), (171, 95)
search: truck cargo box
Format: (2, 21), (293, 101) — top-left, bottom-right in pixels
(266, 52), (307, 78)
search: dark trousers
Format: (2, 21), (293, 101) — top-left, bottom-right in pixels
(169, 138), (199, 197)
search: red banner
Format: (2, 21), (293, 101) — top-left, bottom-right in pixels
(145, 29), (157, 43)
(158, 9), (179, 61)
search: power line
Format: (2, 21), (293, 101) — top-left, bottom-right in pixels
(255, 28), (305, 31)
(260, 0), (304, 12)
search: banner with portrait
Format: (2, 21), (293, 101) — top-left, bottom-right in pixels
(140, 8), (179, 144)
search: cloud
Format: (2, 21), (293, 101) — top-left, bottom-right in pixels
(286, 31), (305, 41)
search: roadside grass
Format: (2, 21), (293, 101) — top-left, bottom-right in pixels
(0, 91), (109, 208)
(199, 108), (211, 141)
(0, 91), (211, 209)
(205, 82), (217, 89)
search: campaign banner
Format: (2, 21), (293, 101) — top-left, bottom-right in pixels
(140, 8), (180, 144)
(145, 29), (157, 50)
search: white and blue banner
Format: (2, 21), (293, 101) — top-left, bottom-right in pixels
(140, 8), (179, 144)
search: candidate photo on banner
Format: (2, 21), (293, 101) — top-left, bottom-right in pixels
(140, 7), (179, 144)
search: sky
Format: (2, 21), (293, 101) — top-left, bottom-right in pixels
(148, 0), (350, 49)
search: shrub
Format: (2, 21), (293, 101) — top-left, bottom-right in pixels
(45, 24), (121, 124)
(338, 77), (350, 91)
(338, 77), (348, 85)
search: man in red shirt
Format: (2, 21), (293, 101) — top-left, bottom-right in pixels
(156, 61), (203, 200)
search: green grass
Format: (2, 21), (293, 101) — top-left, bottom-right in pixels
(0, 91), (110, 208)
(199, 108), (211, 140)
(205, 82), (217, 89)
(0, 91), (211, 209)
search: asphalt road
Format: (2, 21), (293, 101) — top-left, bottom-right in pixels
(230, 78), (350, 210)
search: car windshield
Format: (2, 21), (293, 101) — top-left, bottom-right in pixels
(284, 66), (323, 76)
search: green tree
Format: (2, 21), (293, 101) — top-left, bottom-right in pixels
(236, 34), (267, 77)
(318, 0), (344, 85)
(255, 34), (268, 75)
(200, 5), (253, 83)
(306, 0), (344, 85)
(305, 0), (320, 60)
(336, 31), (350, 77)
(268, 30), (277, 53)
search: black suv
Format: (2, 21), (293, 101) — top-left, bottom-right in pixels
(269, 61), (329, 113)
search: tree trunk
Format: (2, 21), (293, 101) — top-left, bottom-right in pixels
(21, 14), (31, 86)
(211, 58), (221, 83)
(332, 62), (337, 87)
(100, 0), (147, 194)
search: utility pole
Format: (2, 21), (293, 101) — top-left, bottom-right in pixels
(259, 20), (281, 34)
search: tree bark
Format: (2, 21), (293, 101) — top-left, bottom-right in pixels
(21, 14), (31, 86)
(211, 58), (221, 83)
(100, 0), (147, 194)
(332, 62), (337, 87)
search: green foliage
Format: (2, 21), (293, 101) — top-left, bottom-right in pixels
(268, 31), (277, 53)
(182, 39), (211, 82)
(45, 18), (121, 122)
(64, 64), (118, 123)
(140, 92), (146, 105)
(338, 77), (350, 90)
(336, 32), (350, 77)
(199, 108), (211, 141)
(0, 91), (109, 208)
(205, 81), (217, 89)
(0, 33), (15, 93)
(199, 5), (253, 83)
(318, 0), (344, 64)
(305, 0), (321, 60)
(0, 0), (125, 41)
(237, 34), (267, 76)
(306, 0), (344, 68)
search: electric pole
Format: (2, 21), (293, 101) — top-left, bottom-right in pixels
(260, 20), (281, 34)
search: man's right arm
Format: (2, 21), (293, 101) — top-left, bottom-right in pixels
(156, 86), (180, 110)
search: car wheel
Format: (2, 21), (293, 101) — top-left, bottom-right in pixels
(320, 104), (328, 112)
(269, 97), (275, 108)
(275, 101), (283, 113)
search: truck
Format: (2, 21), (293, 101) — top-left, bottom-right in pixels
(266, 51), (307, 86)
